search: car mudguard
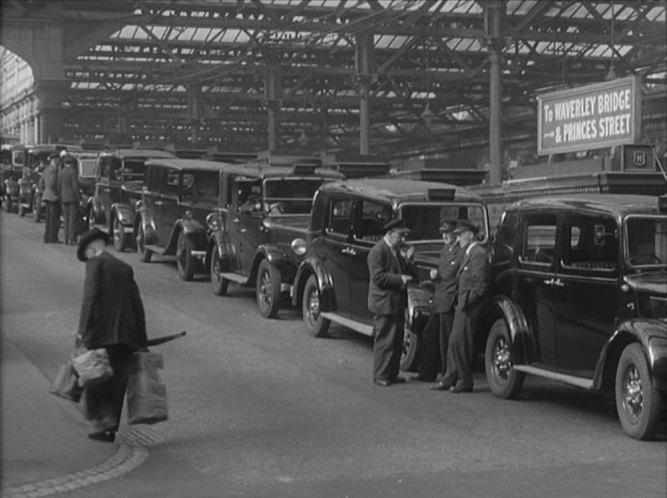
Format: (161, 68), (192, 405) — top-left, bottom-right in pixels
(407, 285), (431, 333)
(480, 295), (537, 365)
(111, 203), (134, 227)
(292, 257), (336, 311)
(593, 318), (667, 392)
(164, 218), (207, 255)
(135, 207), (158, 245)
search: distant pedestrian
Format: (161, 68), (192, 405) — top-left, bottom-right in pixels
(57, 155), (81, 245)
(76, 228), (148, 442)
(38, 156), (61, 243)
(438, 220), (489, 393)
(367, 218), (419, 387)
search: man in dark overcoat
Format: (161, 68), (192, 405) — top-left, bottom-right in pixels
(367, 218), (419, 387)
(439, 220), (490, 393)
(38, 156), (61, 243)
(412, 220), (462, 385)
(56, 155), (82, 245)
(76, 228), (148, 441)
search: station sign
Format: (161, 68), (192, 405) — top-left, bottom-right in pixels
(537, 76), (641, 155)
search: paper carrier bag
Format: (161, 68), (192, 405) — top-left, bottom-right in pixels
(126, 351), (168, 425)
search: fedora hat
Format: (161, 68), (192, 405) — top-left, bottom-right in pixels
(439, 220), (457, 233)
(382, 218), (410, 234)
(77, 228), (109, 262)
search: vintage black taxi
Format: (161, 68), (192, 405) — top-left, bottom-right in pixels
(480, 194), (667, 440)
(87, 148), (175, 251)
(205, 161), (344, 318)
(135, 158), (229, 281)
(291, 178), (490, 371)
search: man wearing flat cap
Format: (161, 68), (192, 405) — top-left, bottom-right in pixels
(439, 220), (490, 393)
(413, 220), (462, 385)
(76, 228), (148, 442)
(367, 218), (419, 387)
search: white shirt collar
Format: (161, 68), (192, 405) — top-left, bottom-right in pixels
(466, 241), (478, 256)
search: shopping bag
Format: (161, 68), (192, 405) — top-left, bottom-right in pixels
(49, 360), (83, 402)
(126, 351), (168, 425)
(71, 348), (113, 388)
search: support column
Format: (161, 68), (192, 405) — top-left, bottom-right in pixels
(187, 85), (202, 144)
(34, 79), (69, 143)
(264, 60), (282, 152)
(356, 33), (375, 155)
(485, 1), (505, 185)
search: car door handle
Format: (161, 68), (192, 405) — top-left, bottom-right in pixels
(341, 247), (357, 256)
(543, 278), (554, 286)
(552, 278), (565, 287)
(155, 200), (163, 206)
(240, 228), (247, 234)
(232, 217), (240, 223)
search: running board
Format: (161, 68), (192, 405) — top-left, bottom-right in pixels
(320, 313), (374, 336)
(513, 365), (594, 390)
(219, 272), (248, 284)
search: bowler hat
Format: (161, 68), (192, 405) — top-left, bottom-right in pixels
(62, 155), (76, 165)
(453, 220), (479, 234)
(77, 228), (109, 262)
(382, 218), (410, 234)
(439, 220), (457, 233)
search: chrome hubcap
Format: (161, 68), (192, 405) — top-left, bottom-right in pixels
(306, 288), (320, 324)
(212, 253), (221, 282)
(493, 336), (512, 383)
(259, 272), (272, 307)
(622, 365), (643, 423)
(113, 221), (121, 246)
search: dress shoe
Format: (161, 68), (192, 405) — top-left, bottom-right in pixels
(88, 430), (116, 442)
(410, 374), (435, 382)
(449, 384), (473, 393)
(392, 377), (407, 384)
(430, 381), (453, 391)
(373, 379), (392, 387)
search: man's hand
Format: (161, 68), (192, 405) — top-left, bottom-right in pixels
(429, 269), (438, 280)
(401, 275), (413, 286)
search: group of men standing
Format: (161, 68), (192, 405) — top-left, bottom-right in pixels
(367, 217), (490, 392)
(38, 151), (83, 245)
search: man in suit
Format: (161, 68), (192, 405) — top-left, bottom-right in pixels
(367, 218), (419, 387)
(410, 220), (462, 385)
(438, 220), (490, 393)
(57, 154), (82, 245)
(76, 228), (148, 442)
(38, 156), (61, 243)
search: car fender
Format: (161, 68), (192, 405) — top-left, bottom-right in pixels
(480, 295), (537, 365)
(292, 257), (336, 311)
(135, 206), (158, 245)
(164, 218), (207, 255)
(407, 285), (431, 333)
(594, 318), (667, 392)
(110, 203), (134, 227)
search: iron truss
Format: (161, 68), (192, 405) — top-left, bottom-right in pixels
(3, 0), (666, 155)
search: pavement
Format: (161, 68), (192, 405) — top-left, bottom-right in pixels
(1, 339), (147, 497)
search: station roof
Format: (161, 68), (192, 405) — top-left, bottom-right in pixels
(2, 1), (665, 157)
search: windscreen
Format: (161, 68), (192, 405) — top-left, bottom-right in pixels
(123, 158), (148, 182)
(79, 159), (97, 178)
(263, 177), (325, 215)
(400, 203), (488, 242)
(625, 216), (667, 267)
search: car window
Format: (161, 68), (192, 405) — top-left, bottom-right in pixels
(626, 216), (667, 267)
(122, 158), (146, 183)
(145, 166), (164, 193)
(520, 214), (557, 266)
(494, 210), (519, 264)
(354, 200), (392, 242)
(562, 215), (618, 271)
(327, 198), (353, 235)
(181, 171), (219, 204)
(98, 156), (110, 179)
(230, 176), (262, 212)
(110, 157), (122, 182)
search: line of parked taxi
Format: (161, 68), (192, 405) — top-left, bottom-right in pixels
(5, 145), (666, 440)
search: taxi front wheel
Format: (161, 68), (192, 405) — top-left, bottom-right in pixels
(615, 343), (662, 440)
(485, 319), (525, 399)
(210, 248), (230, 296)
(302, 275), (330, 338)
(256, 259), (281, 318)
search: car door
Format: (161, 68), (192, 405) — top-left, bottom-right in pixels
(156, 167), (180, 245)
(141, 165), (164, 244)
(554, 212), (620, 378)
(516, 211), (559, 368)
(317, 195), (355, 315)
(348, 199), (394, 323)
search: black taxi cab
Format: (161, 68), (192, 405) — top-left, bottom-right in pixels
(291, 178), (489, 371)
(480, 194), (667, 440)
(88, 148), (175, 251)
(205, 160), (344, 318)
(135, 158), (229, 281)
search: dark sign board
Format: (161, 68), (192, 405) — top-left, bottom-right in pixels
(537, 76), (641, 155)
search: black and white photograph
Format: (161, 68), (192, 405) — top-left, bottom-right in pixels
(1, 1), (666, 497)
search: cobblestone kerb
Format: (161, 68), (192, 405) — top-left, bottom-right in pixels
(1, 444), (148, 498)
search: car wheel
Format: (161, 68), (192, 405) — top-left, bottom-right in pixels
(256, 259), (281, 318)
(302, 275), (330, 338)
(137, 224), (152, 263)
(485, 319), (525, 399)
(113, 217), (131, 252)
(176, 232), (196, 281)
(615, 343), (662, 440)
(210, 247), (230, 296)
(400, 308), (421, 372)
